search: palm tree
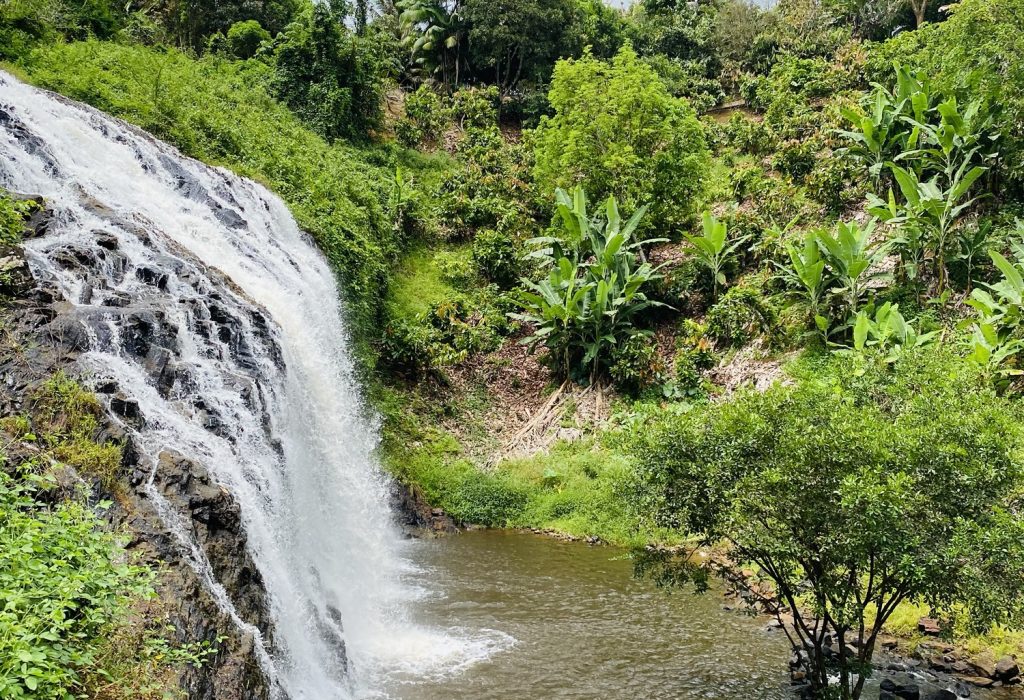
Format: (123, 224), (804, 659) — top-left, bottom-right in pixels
(397, 0), (465, 87)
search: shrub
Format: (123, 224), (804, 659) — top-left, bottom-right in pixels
(0, 467), (155, 700)
(447, 471), (529, 527)
(771, 139), (816, 182)
(397, 84), (448, 147)
(705, 285), (776, 348)
(532, 43), (711, 235)
(609, 334), (665, 396)
(0, 0), (124, 61)
(226, 20), (270, 60)
(272, 3), (386, 141)
(0, 193), (35, 245)
(472, 228), (520, 288)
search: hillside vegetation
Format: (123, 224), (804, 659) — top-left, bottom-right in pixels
(4, 0), (1024, 697)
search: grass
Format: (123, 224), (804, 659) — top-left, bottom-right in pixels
(27, 372), (123, 489)
(387, 246), (465, 321)
(882, 600), (1024, 661)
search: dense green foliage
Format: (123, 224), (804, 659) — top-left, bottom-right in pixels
(633, 352), (1024, 699)
(271, 3), (387, 141)
(514, 187), (664, 379)
(532, 44), (711, 234)
(22, 41), (398, 341)
(0, 467), (153, 699)
(9, 0), (1024, 688)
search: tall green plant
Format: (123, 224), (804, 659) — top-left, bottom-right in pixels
(869, 161), (987, 292)
(815, 219), (889, 320)
(398, 0), (466, 86)
(968, 250), (1024, 388)
(513, 187), (665, 380)
(685, 213), (750, 302)
(837, 64), (930, 184)
(777, 229), (829, 337)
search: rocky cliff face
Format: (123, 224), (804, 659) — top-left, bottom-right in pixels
(0, 197), (275, 700)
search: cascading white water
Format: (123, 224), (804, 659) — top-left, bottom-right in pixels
(0, 72), (509, 699)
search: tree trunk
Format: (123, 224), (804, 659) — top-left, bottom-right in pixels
(911, 0), (928, 28)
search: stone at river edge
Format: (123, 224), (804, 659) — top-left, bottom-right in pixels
(994, 655), (1020, 682)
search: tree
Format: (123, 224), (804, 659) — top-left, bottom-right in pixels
(907, 0), (928, 27)
(140, 0), (301, 52)
(397, 0), (466, 86)
(273, 2), (386, 140)
(632, 352), (1024, 700)
(463, 0), (578, 91)
(532, 43), (711, 235)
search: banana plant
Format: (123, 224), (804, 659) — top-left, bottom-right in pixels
(397, 0), (465, 86)
(902, 96), (997, 181)
(848, 302), (939, 363)
(686, 212), (750, 302)
(966, 250), (1024, 389)
(777, 230), (829, 337)
(969, 323), (1024, 389)
(869, 161), (986, 293)
(836, 64), (930, 184)
(513, 187), (666, 381)
(815, 219), (889, 319)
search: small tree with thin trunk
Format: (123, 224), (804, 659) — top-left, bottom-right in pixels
(631, 352), (1024, 700)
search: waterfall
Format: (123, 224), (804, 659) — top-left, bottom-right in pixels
(0, 72), (508, 698)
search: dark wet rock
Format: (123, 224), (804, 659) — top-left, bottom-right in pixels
(995, 656), (1019, 682)
(110, 392), (143, 425)
(42, 315), (90, 351)
(135, 265), (169, 290)
(391, 479), (459, 536)
(0, 244), (35, 296)
(926, 690), (958, 700)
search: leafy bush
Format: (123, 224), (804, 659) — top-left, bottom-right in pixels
(472, 228), (520, 288)
(705, 285), (776, 348)
(632, 351), (1024, 700)
(609, 334), (665, 396)
(0, 468), (155, 700)
(272, 3), (387, 141)
(446, 470), (529, 527)
(225, 19), (270, 60)
(891, 0), (1024, 197)
(397, 84), (448, 147)
(0, 0), (124, 61)
(684, 212), (749, 302)
(0, 193), (35, 245)
(532, 43), (711, 235)
(770, 139), (817, 182)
